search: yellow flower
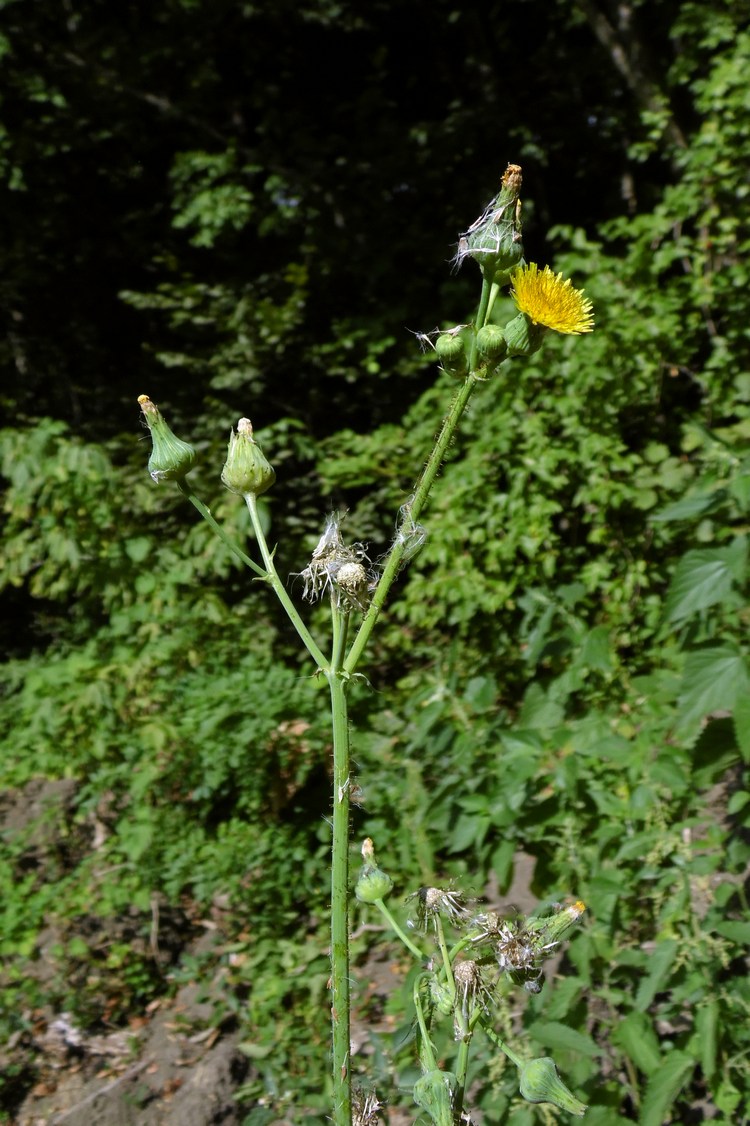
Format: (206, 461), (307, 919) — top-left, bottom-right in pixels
(510, 263), (594, 335)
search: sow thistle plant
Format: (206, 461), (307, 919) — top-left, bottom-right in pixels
(138, 163), (593, 1125)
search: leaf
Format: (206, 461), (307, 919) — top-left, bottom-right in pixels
(663, 543), (745, 624)
(733, 692), (750, 762)
(635, 940), (678, 1011)
(650, 491), (728, 522)
(713, 920), (750, 944)
(611, 1011), (662, 1076)
(676, 645), (750, 734)
(694, 999), (719, 1080)
(526, 1020), (600, 1059)
(639, 1050), (694, 1126)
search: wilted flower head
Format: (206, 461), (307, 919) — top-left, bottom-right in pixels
(452, 959), (494, 1037)
(469, 901), (586, 994)
(294, 512), (374, 611)
(407, 886), (470, 932)
(353, 1086), (384, 1126)
(455, 163), (524, 281)
(510, 263), (594, 335)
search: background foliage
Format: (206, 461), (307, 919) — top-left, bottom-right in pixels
(1, 0), (749, 1121)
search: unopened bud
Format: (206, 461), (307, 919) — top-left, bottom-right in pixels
(503, 312), (545, 357)
(355, 839), (393, 904)
(429, 979), (455, 1017)
(519, 1057), (587, 1116)
(476, 324), (507, 362)
(435, 333), (468, 377)
(221, 418), (275, 497)
(138, 395), (196, 484)
(525, 900), (586, 946)
(355, 864), (394, 904)
(413, 1070), (456, 1126)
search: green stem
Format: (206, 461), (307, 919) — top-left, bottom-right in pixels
(413, 974), (439, 1072)
(452, 1006), (482, 1124)
(343, 372), (480, 677)
(330, 598), (350, 672)
(479, 1020), (525, 1069)
(328, 629), (352, 1126)
(434, 915), (456, 1001)
(244, 493), (328, 669)
(373, 898), (424, 960)
(177, 480), (266, 578)
(467, 272), (496, 370)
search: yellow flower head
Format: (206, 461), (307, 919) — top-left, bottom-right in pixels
(510, 263), (594, 335)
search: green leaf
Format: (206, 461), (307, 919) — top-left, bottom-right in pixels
(694, 999), (719, 1080)
(611, 1012), (662, 1076)
(677, 645), (750, 733)
(635, 940), (677, 1011)
(713, 920), (750, 944)
(639, 1050), (694, 1126)
(650, 491), (728, 522)
(663, 542), (746, 624)
(733, 692), (750, 762)
(526, 1020), (600, 1059)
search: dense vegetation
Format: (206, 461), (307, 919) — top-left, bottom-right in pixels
(1, 0), (749, 1121)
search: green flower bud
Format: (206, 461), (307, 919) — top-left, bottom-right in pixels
(476, 323), (507, 362)
(456, 163), (524, 282)
(355, 838), (393, 903)
(138, 395), (196, 484)
(525, 900), (586, 947)
(503, 312), (546, 357)
(355, 864), (393, 904)
(429, 979), (455, 1017)
(435, 333), (468, 377)
(519, 1057), (587, 1116)
(221, 418), (275, 497)
(413, 1070), (456, 1126)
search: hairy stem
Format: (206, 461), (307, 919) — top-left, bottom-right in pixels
(373, 898), (424, 960)
(343, 371), (479, 676)
(328, 657), (352, 1126)
(244, 493), (327, 669)
(177, 480), (266, 577)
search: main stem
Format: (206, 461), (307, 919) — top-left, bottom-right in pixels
(328, 661), (352, 1126)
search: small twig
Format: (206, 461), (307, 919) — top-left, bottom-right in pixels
(50, 1058), (153, 1123)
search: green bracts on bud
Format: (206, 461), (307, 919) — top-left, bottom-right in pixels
(457, 163), (524, 282)
(138, 395), (196, 484)
(355, 864), (393, 904)
(356, 838), (393, 903)
(435, 333), (468, 377)
(221, 418), (275, 497)
(428, 979), (455, 1017)
(503, 312), (546, 357)
(525, 900), (586, 946)
(519, 1057), (587, 1117)
(476, 324), (507, 362)
(413, 1070), (457, 1126)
